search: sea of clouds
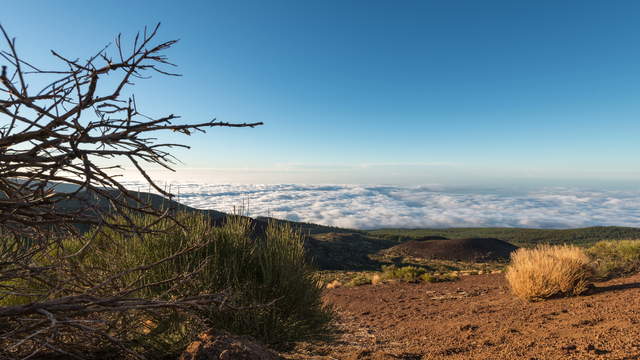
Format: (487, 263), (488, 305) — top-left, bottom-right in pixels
(120, 182), (640, 229)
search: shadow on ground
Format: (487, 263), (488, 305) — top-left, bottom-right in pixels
(591, 281), (640, 294)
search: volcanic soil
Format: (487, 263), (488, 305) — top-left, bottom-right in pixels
(284, 272), (640, 360)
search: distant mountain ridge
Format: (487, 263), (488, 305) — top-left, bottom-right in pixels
(369, 227), (640, 247)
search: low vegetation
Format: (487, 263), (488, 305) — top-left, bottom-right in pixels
(379, 265), (459, 284)
(506, 245), (593, 301)
(321, 265), (462, 288)
(370, 226), (640, 247)
(347, 273), (373, 286)
(421, 272), (460, 283)
(381, 265), (427, 283)
(588, 239), (640, 279)
(1, 212), (332, 356)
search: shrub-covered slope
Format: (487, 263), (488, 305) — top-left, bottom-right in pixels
(369, 226), (640, 247)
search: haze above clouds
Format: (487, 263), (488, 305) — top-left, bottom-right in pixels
(121, 182), (640, 229)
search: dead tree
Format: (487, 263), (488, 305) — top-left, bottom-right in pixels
(0, 22), (261, 240)
(0, 23), (262, 358)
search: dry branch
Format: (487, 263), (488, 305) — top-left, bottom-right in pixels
(0, 23), (263, 358)
(0, 22), (262, 240)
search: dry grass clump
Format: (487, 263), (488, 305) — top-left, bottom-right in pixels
(371, 274), (382, 285)
(326, 280), (343, 289)
(506, 245), (593, 301)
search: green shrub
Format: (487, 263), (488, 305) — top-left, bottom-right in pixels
(207, 219), (332, 346)
(5, 212), (332, 352)
(588, 239), (640, 279)
(380, 265), (460, 284)
(347, 274), (372, 287)
(421, 272), (459, 283)
(381, 265), (426, 283)
(440, 273), (460, 282)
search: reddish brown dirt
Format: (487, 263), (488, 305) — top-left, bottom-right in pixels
(284, 273), (640, 360)
(384, 238), (518, 262)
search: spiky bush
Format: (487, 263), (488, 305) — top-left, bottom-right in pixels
(506, 245), (593, 301)
(205, 218), (332, 345)
(588, 239), (640, 279)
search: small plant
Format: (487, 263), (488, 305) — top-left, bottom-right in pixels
(440, 272), (459, 281)
(381, 265), (427, 283)
(505, 245), (593, 301)
(347, 274), (372, 287)
(420, 274), (438, 283)
(380, 265), (460, 284)
(371, 274), (383, 285)
(588, 239), (640, 279)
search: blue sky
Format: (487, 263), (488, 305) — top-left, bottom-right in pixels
(3, 1), (640, 187)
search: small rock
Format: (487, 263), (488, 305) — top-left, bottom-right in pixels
(586, 344), (610, 355)
(459, 324), (479, 331)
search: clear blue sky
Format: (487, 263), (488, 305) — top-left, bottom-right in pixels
(3, 1), (640, 187)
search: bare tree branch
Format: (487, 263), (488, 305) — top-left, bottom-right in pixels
(0, 22), (262, 241)
(0, 23), (263, 358)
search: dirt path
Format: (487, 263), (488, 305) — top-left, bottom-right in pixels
(285, 273), (640, 359)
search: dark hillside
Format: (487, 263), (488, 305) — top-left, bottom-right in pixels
(54, 185), (355, 236)
(383, 237), (518, 262)
(255, 216), (362, 235)
(55, 190), (228, 233)
(304, 232), (396, 270)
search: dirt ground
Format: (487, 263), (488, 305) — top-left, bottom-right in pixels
(284, 273), (640, 360)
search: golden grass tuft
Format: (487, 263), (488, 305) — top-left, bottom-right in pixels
(371, 274), (382, 285)
(326, 280), (342, 289)
(506, 245), (593, 301)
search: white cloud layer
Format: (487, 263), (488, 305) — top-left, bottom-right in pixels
(121, 182), (640, 229)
